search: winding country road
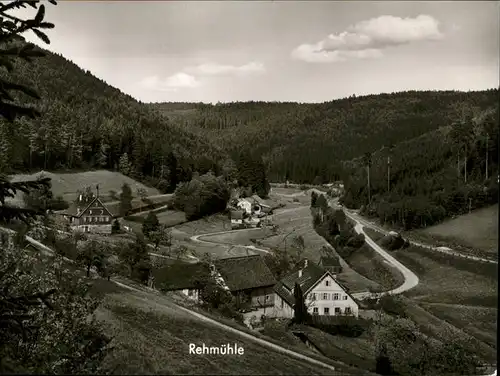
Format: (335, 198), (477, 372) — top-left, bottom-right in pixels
(350, 222), (419, 299)
(190, 228), (272, 257)
(345, 209), (497, 264)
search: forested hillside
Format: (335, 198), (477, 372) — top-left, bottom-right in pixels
(0, 41), (229, 192)
(152, 90), (499, 184)
(341, 103), (499, 230)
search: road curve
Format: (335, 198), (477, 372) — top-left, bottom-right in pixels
(190, 228), (271, 255)
(349, 220), (419, 300)
(346, 209), (497, 264)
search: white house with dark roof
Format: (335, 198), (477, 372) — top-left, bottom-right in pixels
(58, 189), (113, 234)
(271, 259), (359, 318)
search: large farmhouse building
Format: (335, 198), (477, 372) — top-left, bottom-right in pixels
(272, 259), (358, 318)
(59, 191), (113, 234)
(157, 255), (276, 312)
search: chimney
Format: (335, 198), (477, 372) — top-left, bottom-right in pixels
(96, 184), (99, 198)
(79, 194), (82, 202)
(298, 269), (303, 278)
(77, 208), (81, 215)
(304, 259), (308, 268)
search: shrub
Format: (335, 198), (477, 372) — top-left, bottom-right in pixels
(308, 315), (371, 337)
(111, 219), (121, 234)
(217, 302), (244, 324)
(142, 212), (160, 238)
(346, 233), (365, 248)
(174, 172), (230, 220)
(379, 295), (407, 318)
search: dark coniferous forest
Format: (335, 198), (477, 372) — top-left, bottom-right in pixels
(0, 40), (498, 230)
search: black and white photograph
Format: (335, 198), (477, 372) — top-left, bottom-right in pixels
(0, 0), (498, 375)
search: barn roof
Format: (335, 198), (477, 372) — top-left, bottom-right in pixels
(214, 255), (276, 292)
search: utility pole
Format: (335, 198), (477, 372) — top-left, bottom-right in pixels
(485, 133), (489, 180)
(387, 155), (391, 193)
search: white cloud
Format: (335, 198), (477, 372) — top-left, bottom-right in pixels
(292, 15), (443, 63)
(186, 61), (265, 76)
(139, 72), (200, 91)
(140, 61), (265, 91)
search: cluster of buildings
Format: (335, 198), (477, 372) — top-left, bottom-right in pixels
(156, 254), (358, 321)
(229, 195), (274, 230)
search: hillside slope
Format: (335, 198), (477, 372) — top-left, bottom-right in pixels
(0, 42), (228, 192)
(340, 106), (499, 230)
(8, 170), (160, 204)
(151, 90), (499, 183)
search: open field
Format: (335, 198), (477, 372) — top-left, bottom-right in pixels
(94, 287), (355, 375)
(397, 245), (498, 305)
(271, 187), (308, 196)
(346, 243), (405, 292)
(200, 228), (270, 246)
(104, 194), (173, 217)
(125, 210), (187, 228)
(299, 326), (376, 371)
(258, 204), (380, 293)
(9, 170), (160, 204)
(419, 302), (497, 348)
(361, 229), (498, 356)
(415, 204), (498, 254)
(176, 214), (231, 235)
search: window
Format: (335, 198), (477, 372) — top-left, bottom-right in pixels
(89, 210), (92, 215)
(310, 293), (316, 301)
(324, 307), (330, 315)
(265, 295), (270, 301)
(313, 307), (319, 315)
(345, 307), (352, 314)
(281, 299), (284, 308)
(343, 295), (348, 300)
(322, 293), (329, 300)
(334, 307), (341, 314)
(325, 280), (330, 287)
(333, 293), (340, 300)
(188, 290), (193, 297)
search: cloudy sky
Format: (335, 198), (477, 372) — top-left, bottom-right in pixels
(16, 1), (500, 103)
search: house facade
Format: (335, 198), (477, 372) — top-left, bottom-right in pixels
(214, 255), (276, 311)
(271, 259), (358, 318)
(59, 194), (113, 234)
(156, 255), (276, 312)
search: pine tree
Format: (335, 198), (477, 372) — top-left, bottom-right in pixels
(119, 183), (133, 217)
(119, 152), (131, 175)
(293, 282), (309, 324)
(0, 123), (10, 173)
(111, 218), (121, 234)
(142, 211), (159, 238)
(97, 139), (109, 168)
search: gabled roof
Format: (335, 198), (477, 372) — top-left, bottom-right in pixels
(280, 260), (326, 295)
(214, 255), (276, 292)
(153, 262), (211, 291)
(274, 259), (356, 307)
(59, 196), (113, 218)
